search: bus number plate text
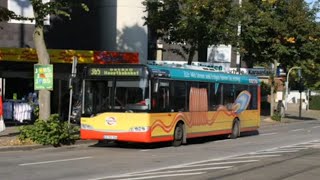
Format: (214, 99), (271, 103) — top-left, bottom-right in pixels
(103, 135), (118, 140)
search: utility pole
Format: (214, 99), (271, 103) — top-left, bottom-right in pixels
(298, 69), (302, 119)
(284, 67), (301, 111)
(236, 0), (242, 74)
(270, 60), (278, 117)
(68, 56), (78, 125)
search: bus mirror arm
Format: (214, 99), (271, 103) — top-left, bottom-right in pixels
(153, 80), (159, 93)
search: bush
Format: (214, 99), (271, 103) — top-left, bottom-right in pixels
(271, 112), (282, 121)
(19, 114), (80, 147)
(309, 95), (320, 110)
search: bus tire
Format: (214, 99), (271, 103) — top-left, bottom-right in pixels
(230, 120), (240, 139)
(172, 123), (184, 147)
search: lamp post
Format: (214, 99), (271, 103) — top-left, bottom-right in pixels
(285, 66), (301, 110)
(298, 69), (302, 119)
(236, 0), (242, 74)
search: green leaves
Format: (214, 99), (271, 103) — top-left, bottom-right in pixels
(143, 0), (237, 64)
(1, 1), (89, 27)
(19, 114), (79, 147)
(0, 6), (34, 22)
(240, 0), (319, 68)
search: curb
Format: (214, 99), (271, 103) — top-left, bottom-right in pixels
(1, 117), (319, 152)
(0, 140), (97, 152)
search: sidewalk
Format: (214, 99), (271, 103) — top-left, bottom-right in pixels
(1, 107), (319, 151)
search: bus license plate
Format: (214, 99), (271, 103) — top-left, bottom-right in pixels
(103, 135), (118, 140)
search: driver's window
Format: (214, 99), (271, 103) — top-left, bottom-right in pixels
(114, 87), (126, 109)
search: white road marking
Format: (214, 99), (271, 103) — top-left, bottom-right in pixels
(228, 154), (282, 159)
(19, 156), (92, 166)
(140, 150), (150, 152)
(252, 150), (299, 155)
(291, 129), (304, 132)
(90, 167), (231, 180)
(117, 172), (205, 180)
(312, 126), (320, 129)
(182, 160), (259, 168)
(279, 147), (309, 150)
(91, 139), (320, 180)
(131, 166), (232, 176)
(260, 132), (278, 136)
(216, 139), (231, 143)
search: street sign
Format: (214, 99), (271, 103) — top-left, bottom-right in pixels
(34, 64), (53, 90)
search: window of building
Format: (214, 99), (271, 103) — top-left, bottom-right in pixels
(8, 0), (50, 25)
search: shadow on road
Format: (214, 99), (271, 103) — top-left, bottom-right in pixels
(284, 115), (317, 121)
(89, 130), (260, 149)
(89, 141), (172, 149)
(0, 132), (20, 138)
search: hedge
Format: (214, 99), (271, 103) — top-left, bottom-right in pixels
(309, 95), (320, 110)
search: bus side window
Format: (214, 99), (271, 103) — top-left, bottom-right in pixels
(158, 87), (169, 111)
(210, 83), (222, 111)
(155, 81), (170, 112)
(223, 84), (235, 110)
(172, 81), (186, 112)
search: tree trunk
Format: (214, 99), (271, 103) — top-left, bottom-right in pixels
(33, 26), (51, 120)
(270, 77), (274, 117)
(187, 46), (196, 65)
(197, 43), (208, 62)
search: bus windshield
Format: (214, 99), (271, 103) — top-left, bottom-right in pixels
(83, 78), (150, 116)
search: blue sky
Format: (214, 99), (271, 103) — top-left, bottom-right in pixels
(305, 0), (319, 19)
(305, 0), (315, 3)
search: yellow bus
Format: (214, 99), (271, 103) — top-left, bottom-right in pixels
(80, 64), (260, 146)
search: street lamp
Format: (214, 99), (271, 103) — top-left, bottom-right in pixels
(285, 66), (301, 110)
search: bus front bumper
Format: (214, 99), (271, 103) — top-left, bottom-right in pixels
(80, 129), (153, 143)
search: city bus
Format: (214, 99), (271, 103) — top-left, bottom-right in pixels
(80, 64), (260, 146)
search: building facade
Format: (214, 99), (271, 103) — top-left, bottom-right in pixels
(0, 0), (147, 122)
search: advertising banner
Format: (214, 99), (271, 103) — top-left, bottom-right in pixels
(34, 64), (53, 90)
(0, 48), (139, 64)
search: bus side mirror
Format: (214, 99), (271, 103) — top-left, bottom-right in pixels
(153, 80), (159, 93)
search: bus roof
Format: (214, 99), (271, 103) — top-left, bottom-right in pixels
(148, 65), (260, 85)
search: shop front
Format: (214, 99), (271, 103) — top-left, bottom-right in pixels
(0, 48), (139, 124)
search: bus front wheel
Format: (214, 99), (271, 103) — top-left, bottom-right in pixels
(172, 123), (184, 147)
(230, 120), (240, 139)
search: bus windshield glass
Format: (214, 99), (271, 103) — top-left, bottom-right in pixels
(83, 78), (150, 116)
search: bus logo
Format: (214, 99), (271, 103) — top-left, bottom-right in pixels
(106, 117), (117, 126)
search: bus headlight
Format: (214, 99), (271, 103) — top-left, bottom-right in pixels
(129, 126), (150, 132)
(81, 124), (93, 130)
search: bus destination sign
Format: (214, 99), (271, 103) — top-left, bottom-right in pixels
(88, 67), (142, 76)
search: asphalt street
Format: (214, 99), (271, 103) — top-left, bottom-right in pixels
(0, 115), (320, 180)
(0, 104), (319, 180)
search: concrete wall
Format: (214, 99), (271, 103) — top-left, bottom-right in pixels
(276, 90), (312, 110)
(98, 0), (148, 64)
(0, 1), (34, 48)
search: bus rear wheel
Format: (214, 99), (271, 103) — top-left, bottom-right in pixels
(172, 123), (184, 147)
(230, 120), (240, 139)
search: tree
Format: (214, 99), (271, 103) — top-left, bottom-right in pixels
(0, 6), (13, 21)
(143, 0), (239, 64)
(239, 0), (319, 116)
(0, 0), (88, 120)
